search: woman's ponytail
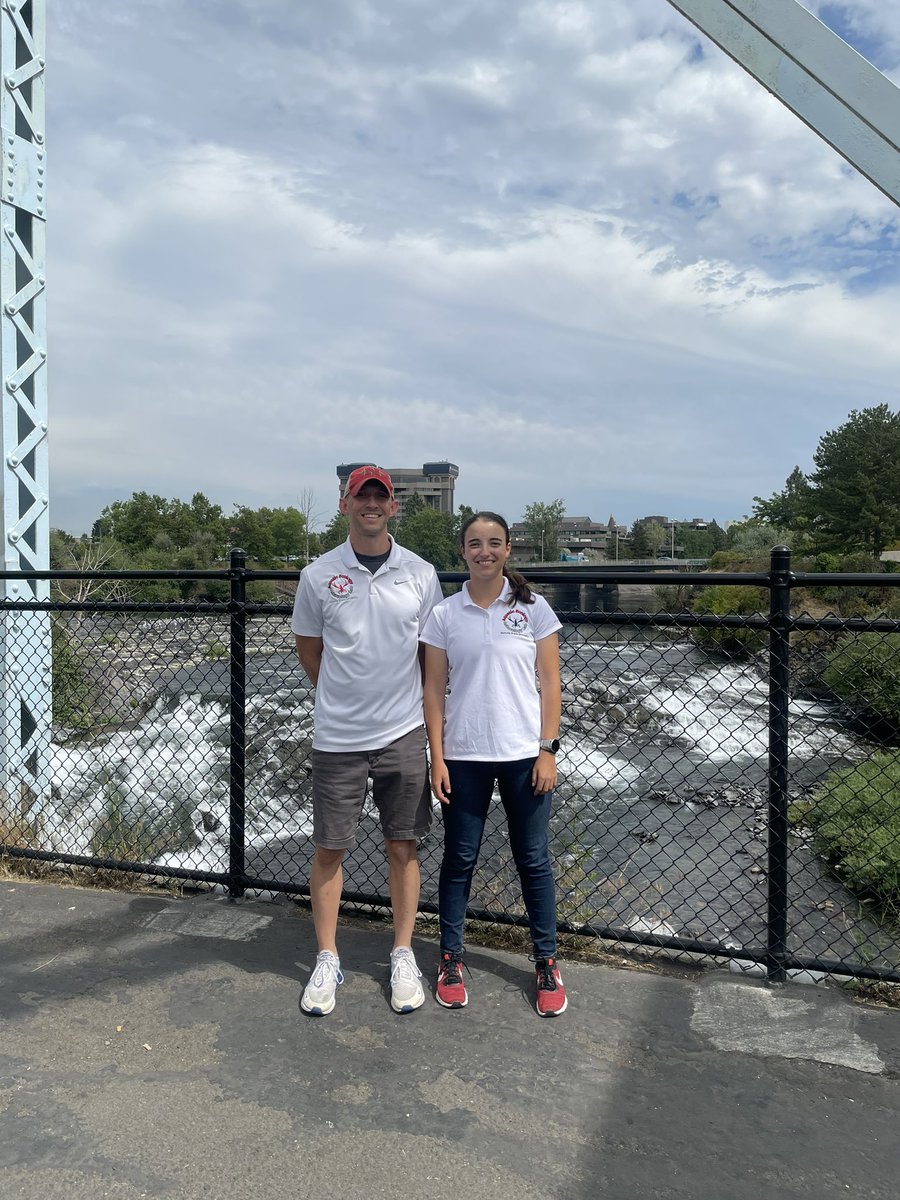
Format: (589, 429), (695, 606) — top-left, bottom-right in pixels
(502, 566), (534, 605)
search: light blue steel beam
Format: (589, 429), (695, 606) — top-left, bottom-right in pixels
(1, 0), (50, 825)
(666, 0), (900, 207)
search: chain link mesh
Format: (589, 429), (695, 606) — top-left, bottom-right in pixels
(2, 577), (899, 981)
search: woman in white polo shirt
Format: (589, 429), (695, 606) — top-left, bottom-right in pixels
(422, 511), (566, 1017)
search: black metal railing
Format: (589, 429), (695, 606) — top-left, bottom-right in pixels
(2, 547), (899, 984)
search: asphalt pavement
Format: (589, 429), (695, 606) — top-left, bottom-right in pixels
(1, 878), (898, 1200)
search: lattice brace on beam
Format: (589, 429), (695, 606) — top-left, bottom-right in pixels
(1, 0), (51, 826)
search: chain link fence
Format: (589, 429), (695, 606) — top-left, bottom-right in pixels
(2, 550), (899, 983)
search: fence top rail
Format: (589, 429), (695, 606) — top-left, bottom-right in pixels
(2, 565), (899, 587)
(791, 571), (900, 587)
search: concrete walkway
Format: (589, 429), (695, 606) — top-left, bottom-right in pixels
(0, 879), (898, 1200)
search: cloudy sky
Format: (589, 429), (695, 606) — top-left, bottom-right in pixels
(44, 0), (900, 534)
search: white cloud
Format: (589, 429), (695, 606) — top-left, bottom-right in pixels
(33, 0), (900, 532)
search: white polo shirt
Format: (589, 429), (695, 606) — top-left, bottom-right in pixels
(291, 538), (444, 752)
(421, 583), (562, 762)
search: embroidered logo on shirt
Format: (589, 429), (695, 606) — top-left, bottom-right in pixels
(502, 608), (530, 634)
(327, 574), (354, 598)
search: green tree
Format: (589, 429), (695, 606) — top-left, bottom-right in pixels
(319, 511), (349, 552)
(807, 405), (900, 556)
(396, 506), (458, 569)
(270, 507), (306, 558)
(523, 499), (565, 562)
(752, 465), (813, 532)
(725, 520), (794, 558)
(629, 519), (665, 559)
(453, 504), (476, 543)
(401, 493), (425, 523)
(228, 505), (276, 562)
(93, 492), (169, 550)
(91, 491), (226, 555)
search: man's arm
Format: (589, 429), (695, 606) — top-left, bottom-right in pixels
(295, 635), (324, 687)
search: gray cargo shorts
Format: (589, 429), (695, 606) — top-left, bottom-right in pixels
(310, 725), (433, 850)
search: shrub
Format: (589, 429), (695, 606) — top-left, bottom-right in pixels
(693, 584), (768, 657)
(822, 633), (900, 737)
(797, 753), (900, 916)
(52, 620), (97, 731)
(708, 550), (749, 569)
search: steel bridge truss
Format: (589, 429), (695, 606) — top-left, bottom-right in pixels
(1, 0), (49, 819)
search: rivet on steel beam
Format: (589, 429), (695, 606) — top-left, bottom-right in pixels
(38, 59), (45, 69)
(40, 422), (47, 431)
(35, 132), (44, 144)
(5, 303), (17, 315)
(36, 151), (44, 160)
(38, 276), (45, 285)
(8, 456), (18, 466)
(39, 349), (46, 359)
(9, 532), (19, 543)
(6, 77), (18, 91)
(41, 496), (48, 506)
(5, 193), (13, 202)
(7, 379), (18, 391)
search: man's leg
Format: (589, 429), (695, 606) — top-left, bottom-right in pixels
(310, 846), (347, 953)
(308, 748), (369, 950)
(384, 837), (420, 951)
(371, 727), (433, 948)
(301, 750), (368, 1015)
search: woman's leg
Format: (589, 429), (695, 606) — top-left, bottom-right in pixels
(438, 760), (495, 954)
(497, 758), (557, 959)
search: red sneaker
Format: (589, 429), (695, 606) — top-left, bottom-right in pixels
(535, 956), (568, 1017)
(436, 951), (468, 1008)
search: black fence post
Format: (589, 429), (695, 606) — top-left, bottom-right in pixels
(766, 545), (792, 984)
(228, 547), (247, 899)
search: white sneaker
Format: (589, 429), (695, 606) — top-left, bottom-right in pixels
(390, 946), (425, 1013)
(301, 950), (343, 1015)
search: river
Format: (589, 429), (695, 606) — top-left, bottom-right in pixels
(42, 613), (895, 971)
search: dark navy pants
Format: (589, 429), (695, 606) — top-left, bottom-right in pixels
(438, 757), (557, 959)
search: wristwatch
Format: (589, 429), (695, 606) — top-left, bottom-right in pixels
(539, 738), (560, 754)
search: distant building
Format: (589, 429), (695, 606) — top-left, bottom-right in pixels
(336, 461), (459, 520)
(509, 515), (630, 564)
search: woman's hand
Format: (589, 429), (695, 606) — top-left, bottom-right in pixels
(431, 759), (452, 805)
(532, 750), (557, 795)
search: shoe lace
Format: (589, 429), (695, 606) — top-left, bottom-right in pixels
(312, 955), (343, 988)
(535, 958), (558, 991)
(440, 954), (465, 986)
(390, 951), (421, 985)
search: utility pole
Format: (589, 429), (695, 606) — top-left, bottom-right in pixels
(1, 0), (49, 818)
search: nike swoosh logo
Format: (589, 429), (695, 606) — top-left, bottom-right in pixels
(393, 578), (410, 584)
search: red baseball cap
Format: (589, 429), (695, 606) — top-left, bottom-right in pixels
(342, 465), (394, 499)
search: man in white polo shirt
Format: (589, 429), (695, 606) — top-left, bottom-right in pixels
(292, 465), (444, 1016)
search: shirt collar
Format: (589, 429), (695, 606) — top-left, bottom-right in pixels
(340, 535), (399, 572)
(461, 580), (513, 609)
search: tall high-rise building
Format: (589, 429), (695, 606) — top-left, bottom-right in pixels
(337, 462), (459, 519)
